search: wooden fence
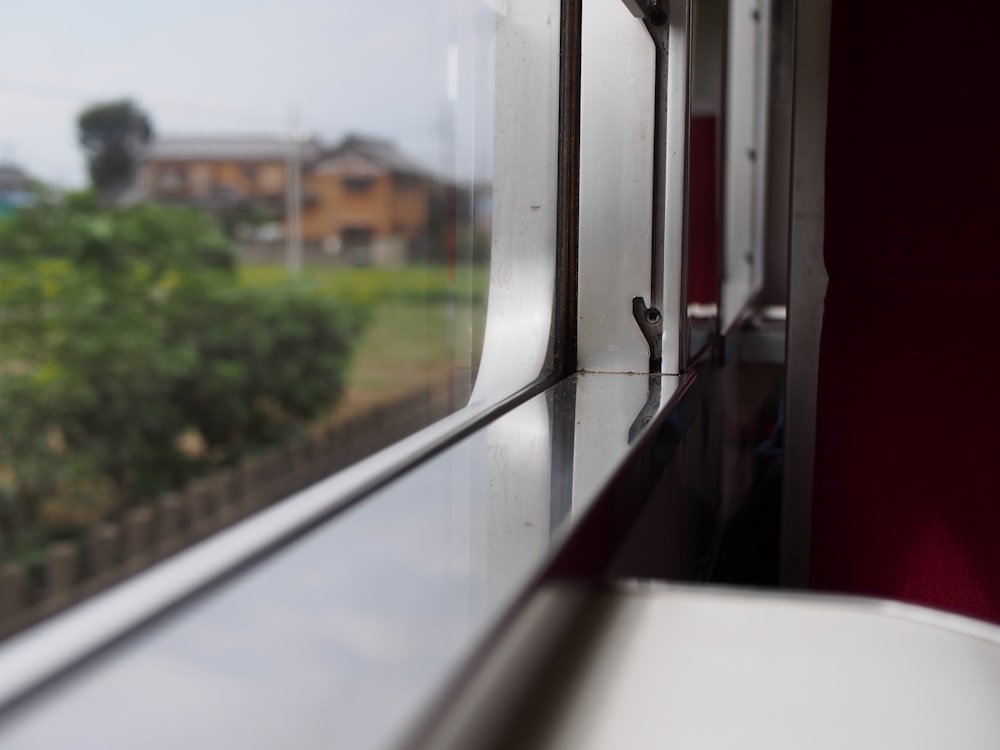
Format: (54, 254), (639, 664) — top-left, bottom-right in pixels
(0, 375), (456, 641)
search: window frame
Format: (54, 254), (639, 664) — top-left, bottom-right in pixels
(0, 2), (709, 744)
(0, 0), (575, 706)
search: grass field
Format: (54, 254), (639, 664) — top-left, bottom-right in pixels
(238, 264), (489, 411)
(237, 263), (487, 306)
(0, 261), (487, 423)
(0, 262), (489, 560)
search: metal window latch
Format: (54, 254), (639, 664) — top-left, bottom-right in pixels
(620, 0), (668, 26)
(628, 374), (663, 444)
(632, 296), (663, 372)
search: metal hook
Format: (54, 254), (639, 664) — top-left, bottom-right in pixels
(632, 296), (663, 372)
(620, 0), (668, 26)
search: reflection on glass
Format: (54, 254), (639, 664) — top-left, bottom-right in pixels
(0, 374), (673, 750)
(0, 1), (497, 638)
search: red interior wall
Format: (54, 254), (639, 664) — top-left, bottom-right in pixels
(811, 1), (1000, 622)
(687, 114), (719, 305)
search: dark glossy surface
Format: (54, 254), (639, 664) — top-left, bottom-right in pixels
(0, 373), (678, 750)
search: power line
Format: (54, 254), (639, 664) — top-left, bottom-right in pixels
(0, 77), (283, 126)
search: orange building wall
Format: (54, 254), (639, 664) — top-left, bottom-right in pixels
(142, 158), (429, 256)
(300, 171), (429, 244)
(392, 180), (430, 234)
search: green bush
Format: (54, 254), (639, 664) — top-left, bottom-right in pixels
(163, 282), (365, 453)
(0, 192), (235, 277)
(0, 198), (365, 552)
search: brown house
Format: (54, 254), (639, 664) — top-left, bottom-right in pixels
(139, 135), (301, 214)
(138, 134), (430, 265)
(302, 136), (430, 265)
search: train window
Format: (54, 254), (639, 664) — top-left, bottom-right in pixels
(342, 175), (375, 193)
(0, 2), (736, 748)
(0, 0), (560, 639)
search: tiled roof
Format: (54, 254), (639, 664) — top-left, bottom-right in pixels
(320, 135), (427, 177)
(140, 134), (428, 178)
(141, 136), (320, 163)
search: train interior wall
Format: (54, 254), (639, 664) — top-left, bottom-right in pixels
(612, 0), (1000, 626)
(810, 0), (1000, 623)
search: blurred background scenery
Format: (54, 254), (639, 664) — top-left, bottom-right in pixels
(0, 0), (495, 635)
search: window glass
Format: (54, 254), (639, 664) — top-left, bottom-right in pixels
(0, 0), (526, 639)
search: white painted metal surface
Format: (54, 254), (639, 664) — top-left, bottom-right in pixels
(472, 0), (562, 402)
(572, 373), (676, 523)
(578, 0), (656, 374)
(481, 394), (553, 603)
(781, 0), (831, 587)
(720, 0), (771, 332)
(529, 583), (1000, 750)
(660, 0), (692, 374)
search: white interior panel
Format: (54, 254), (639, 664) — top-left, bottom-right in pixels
(578, 0), (656, 373)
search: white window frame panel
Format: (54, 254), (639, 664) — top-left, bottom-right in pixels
(578, 0), (691, 376)
(660, 0), (693, 374)
(472, 0), (564, 403)
(720, 0), (772, 333)
(577, 0), (657, 375)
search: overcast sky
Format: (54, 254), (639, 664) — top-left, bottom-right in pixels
(0, 0), (496, 187)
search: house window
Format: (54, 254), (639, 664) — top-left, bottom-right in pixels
(258, 164), (284, 194)
(156, 168), (184, 194)
(341, 225), (374, 265)
(342, 174), (375, 193)
(189, 164), (212, 195)
(341, 225), (373, 248)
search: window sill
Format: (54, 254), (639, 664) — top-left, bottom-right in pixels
(0, 370), (694, 749)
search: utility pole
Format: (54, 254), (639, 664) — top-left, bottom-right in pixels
(285, 112), (304, 277)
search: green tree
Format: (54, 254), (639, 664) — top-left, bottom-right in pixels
(77, 99), (153, 199)
(0, 198), (365, 550)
